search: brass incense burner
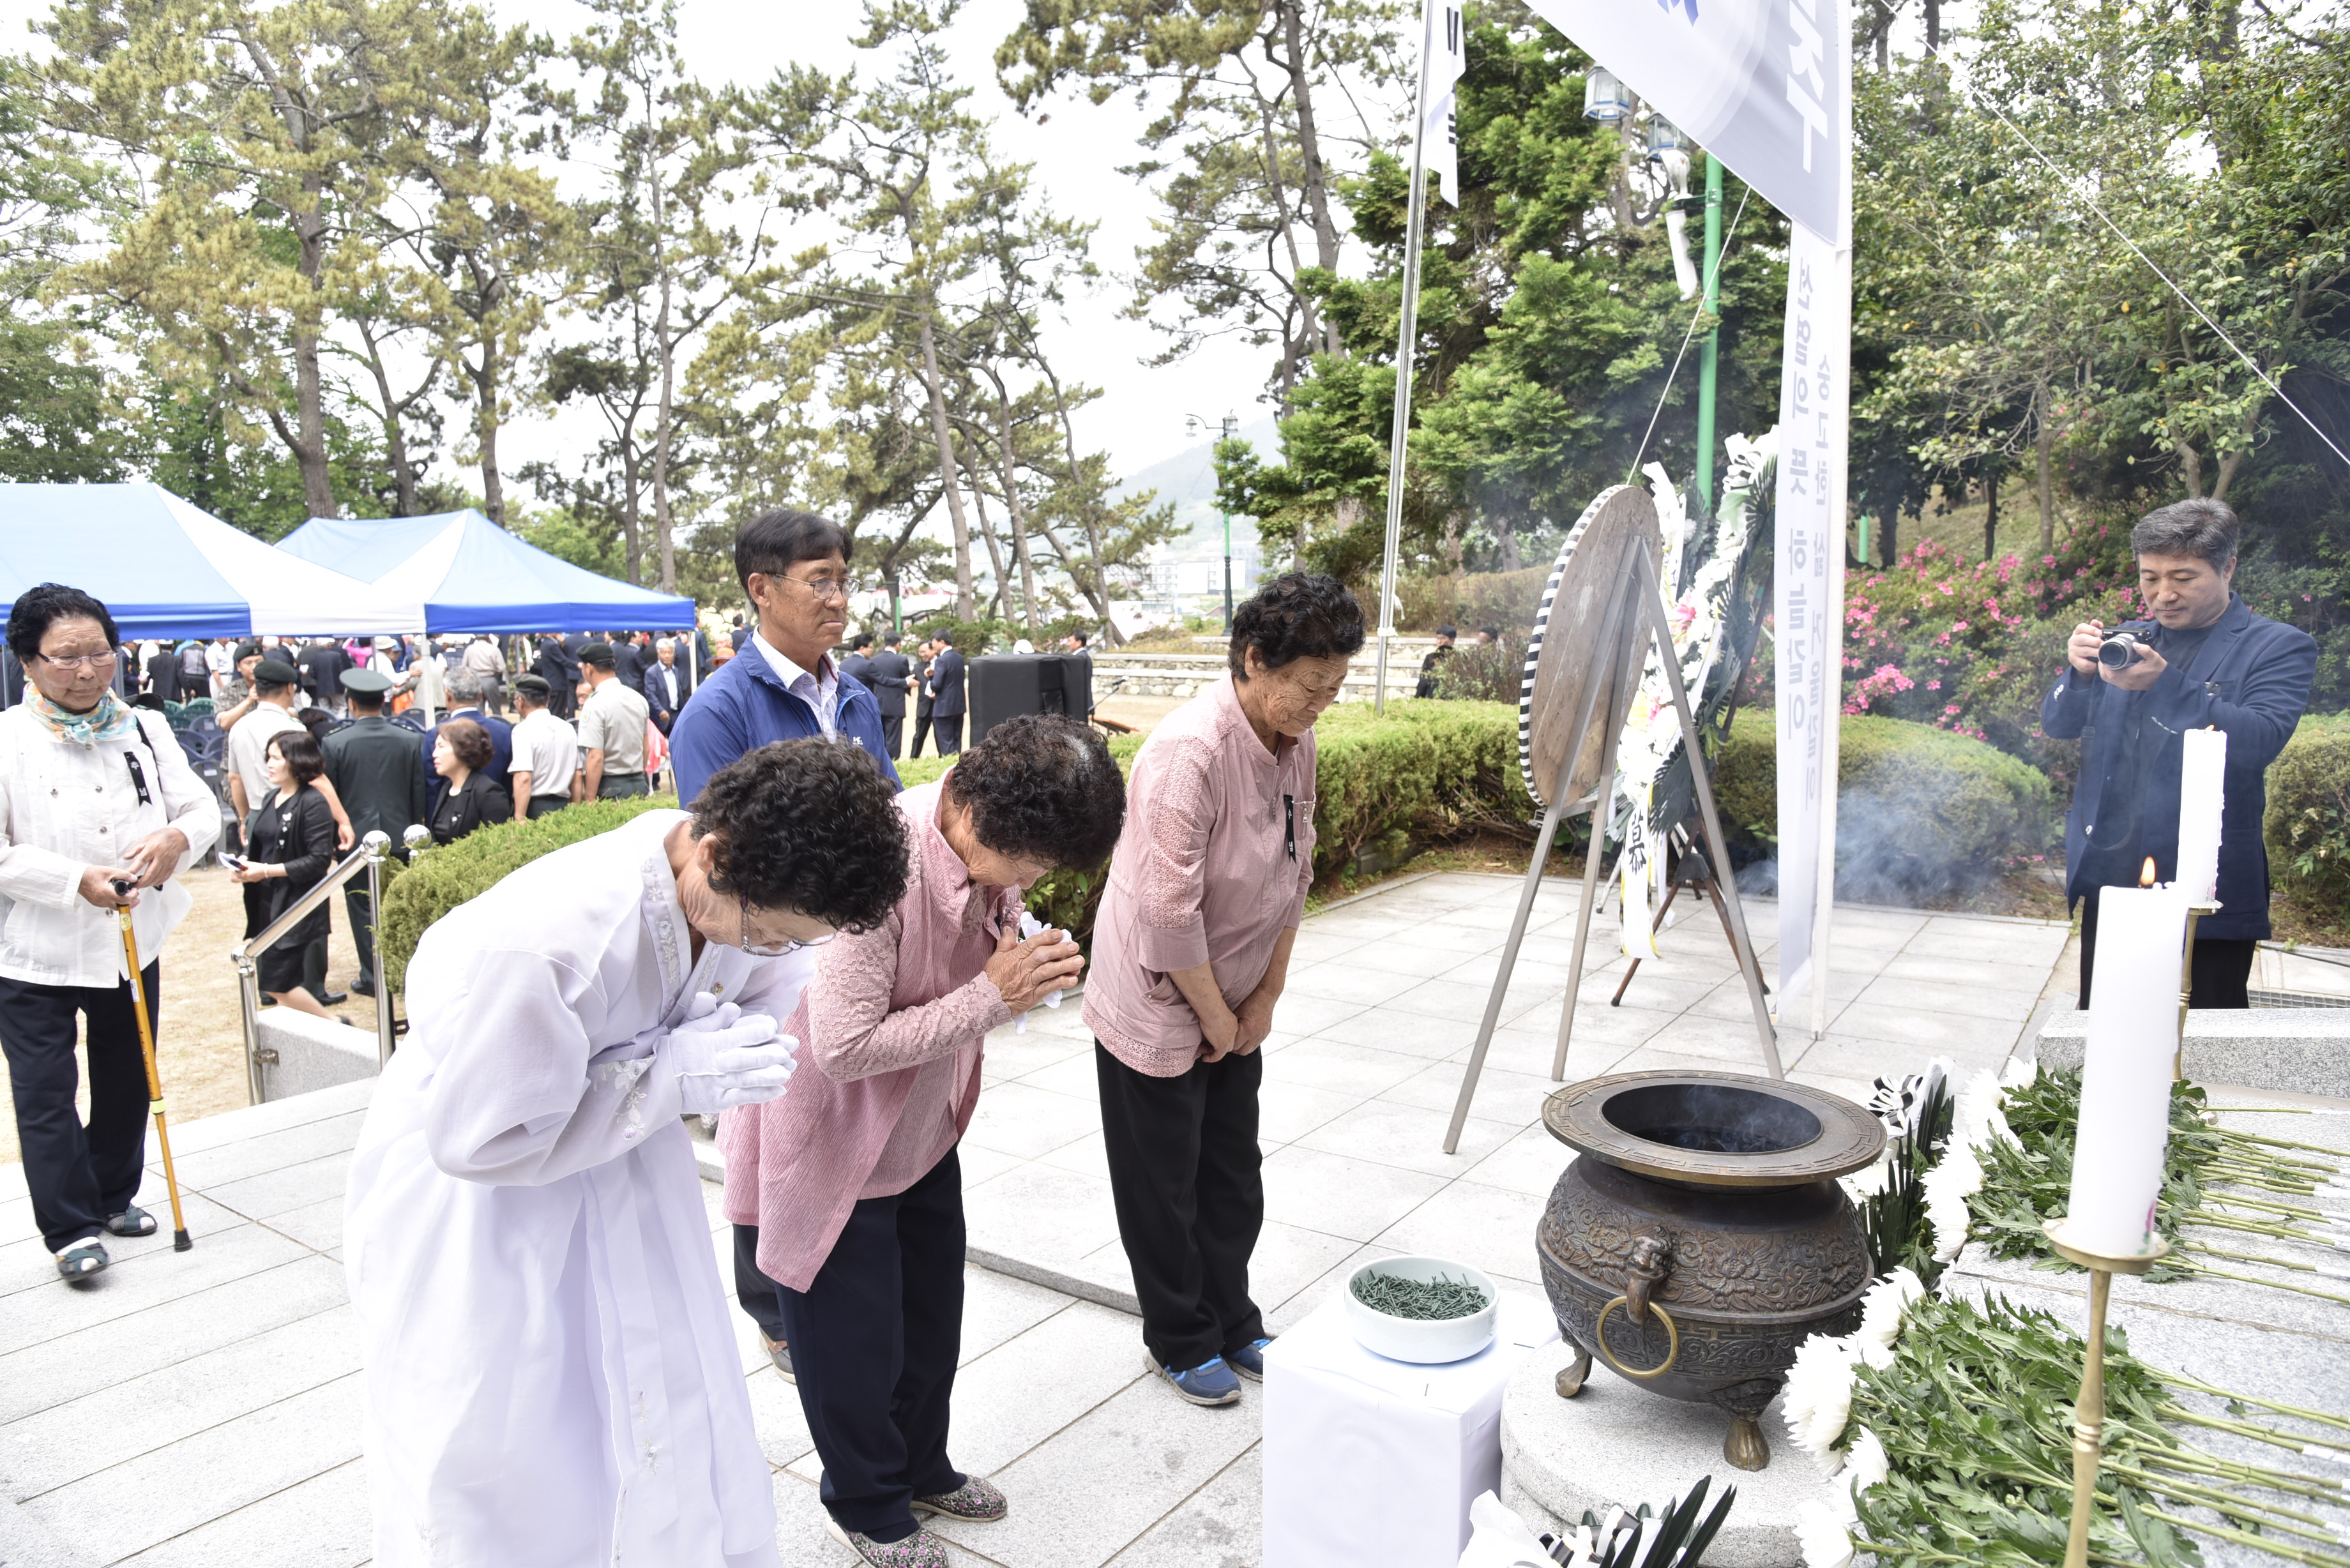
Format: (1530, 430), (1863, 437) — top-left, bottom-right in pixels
(1537, 1071), (1885, 1470)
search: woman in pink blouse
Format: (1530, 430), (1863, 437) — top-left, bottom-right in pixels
(722, 714), (1125, 1568)
(1084, 573), (1365, 1408)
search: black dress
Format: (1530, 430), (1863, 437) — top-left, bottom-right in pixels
(427, 769), (513, 845)
(249, 784), (337, 994)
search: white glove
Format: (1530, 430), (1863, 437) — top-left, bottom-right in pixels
(1012, 912), (1067, 1036)
(667, 997), (799, 1114)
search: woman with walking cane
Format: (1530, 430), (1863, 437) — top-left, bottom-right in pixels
(345, 739), (912, 1567)
(0, 584), (219, 1281)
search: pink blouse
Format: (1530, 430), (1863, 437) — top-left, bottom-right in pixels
(720, 778), (1017, 1291)
(1083, 675), (1317, 1077)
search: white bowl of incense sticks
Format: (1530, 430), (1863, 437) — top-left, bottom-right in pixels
(1343, 1255), (1499, 1364)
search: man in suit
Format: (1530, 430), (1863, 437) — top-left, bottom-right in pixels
(838, 631), (876, 689)
(642, 636), (694, 734)
(298, 637), (352, 715)
(865, 633), (911, 758)
(324, 667), (433, 997)
(532, 633), (581, 720)
(2043, 497), (2316, 1009)
(729, 614), (753, 655)
(612, 631), (649, 692)
(907, 637), (936, 758)
(929, 629), (966, 755)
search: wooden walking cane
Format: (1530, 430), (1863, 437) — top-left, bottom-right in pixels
(109, 880), (191, 1252)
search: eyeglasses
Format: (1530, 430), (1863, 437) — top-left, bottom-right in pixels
(739, 894), (837, 958)
(773, 573), (852, 605)
(35, 652), (114, 672)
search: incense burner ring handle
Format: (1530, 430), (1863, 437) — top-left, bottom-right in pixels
(1593, 1295), (1680, 1380)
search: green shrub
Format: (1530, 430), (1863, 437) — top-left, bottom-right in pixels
(1430, 637), (1529, 704)
(1714, 714), (2055, 900)
(374, 708), (1543, 986)
(2266, 712), (2350, 924)
(1396, 566), (1552, 638)
(376, 797), (675, 990)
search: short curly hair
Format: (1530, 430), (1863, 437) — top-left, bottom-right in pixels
(693, 739), (909, 933)
(1228, 571), (1367, 680)
(944, 715), (1126, 870)
(438, 718), (494, 773)
(7, 582), (118, 662)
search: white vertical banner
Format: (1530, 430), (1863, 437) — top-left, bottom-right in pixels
(1772, 229), (1852, 1025)
(1423, 0), (1466, 206)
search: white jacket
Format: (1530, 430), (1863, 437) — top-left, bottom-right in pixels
(0, 704), (222, 987)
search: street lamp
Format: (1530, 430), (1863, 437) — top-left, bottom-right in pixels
(1582, 66), (1632, 123)
(1186, 411), (1240, 633)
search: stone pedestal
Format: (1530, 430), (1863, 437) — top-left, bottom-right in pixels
(1498, 1340), (1837, 1568)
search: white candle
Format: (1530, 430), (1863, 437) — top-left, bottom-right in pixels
(2066, 884), (2188, 1257)
(2174, 727), (2227, 903)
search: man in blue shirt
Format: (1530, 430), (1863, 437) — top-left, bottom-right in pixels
(670, 506), (899, 1388)
(671, 509), (898, 803)
(2042, 497), (2316, 1008)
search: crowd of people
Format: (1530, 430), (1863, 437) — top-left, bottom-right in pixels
(9, 504), (1380, 1567)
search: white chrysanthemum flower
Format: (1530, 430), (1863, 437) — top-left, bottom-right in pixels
(2000, 1054), (2041, 1090)
(1840, 1426), (1891, 1505)
(1978, 1104), (2018, 1151)
(1856, 1267), (1926, 1354)
(1840, 1154), (1895, 1203)
(1955, 1067), (2006, 1145)
(1922, 1138), (1985, 1262)
(1796, 1498), (1857, 1568)
(1782, 1332), (1862, 1457)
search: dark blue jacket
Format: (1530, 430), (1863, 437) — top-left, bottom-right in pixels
(2040, 593), (2316, 939)
(670, 648), (900, 804)
(930, 647), (967, 718)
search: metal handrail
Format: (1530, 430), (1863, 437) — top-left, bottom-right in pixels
(232, 827), (411, 1103)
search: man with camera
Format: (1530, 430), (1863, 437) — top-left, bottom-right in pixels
(2042, 499), (2316, 1007)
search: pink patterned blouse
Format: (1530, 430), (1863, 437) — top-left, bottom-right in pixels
(1083, 674), (1317, 1078)
(720, 777), (1019, 1291)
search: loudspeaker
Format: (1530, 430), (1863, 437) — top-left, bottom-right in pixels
(967, 653), (1093, 743)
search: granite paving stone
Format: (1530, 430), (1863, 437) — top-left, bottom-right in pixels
(110, 1456), (371, 1568)
(1259, 1145), (1448, 1243)
(1291, 1098), (1524, 1178)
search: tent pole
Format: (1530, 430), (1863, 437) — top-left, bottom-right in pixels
(1372, 3), (1437, 718)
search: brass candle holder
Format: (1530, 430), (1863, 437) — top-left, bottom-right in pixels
(2173, 899), (2222, 1080)
(2043, 1217), (2174, 1568)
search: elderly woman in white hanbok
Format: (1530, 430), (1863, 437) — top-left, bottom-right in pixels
(345, 740), (912, 1568)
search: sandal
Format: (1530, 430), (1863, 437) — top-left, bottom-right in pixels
(56, 1239), (109, 1279)
(105, 1206), (157, 1238)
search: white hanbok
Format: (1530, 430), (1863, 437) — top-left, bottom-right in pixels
(346, 810), (812, 1567)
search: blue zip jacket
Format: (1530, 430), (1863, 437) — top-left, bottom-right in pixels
(670, 647), (901, 804)
(2039, 593), (2314, 939)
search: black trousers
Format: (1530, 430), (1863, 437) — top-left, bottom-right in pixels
(881, 714), (904, 758)
(2077, 887), (2255, 1009)
(526, 792), (570, 821)
(771, 1149), (966, 1542)
(0, 963), (160, 1251)
(932, 714), (964, 755)
(1095, 1041), (1266, 1371)
(345, 885), (376, 983)
(732, 1222), (787, 1339)
(909, 710), (933, 757)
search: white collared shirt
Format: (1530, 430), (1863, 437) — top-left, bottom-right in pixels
(0, 704), (223, 986)
(752, 628), (840, 741)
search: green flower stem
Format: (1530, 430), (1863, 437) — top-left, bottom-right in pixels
(2160, 1411), (2350, 1461)
(2162, 1378), (2350, 1433)
(2224, 1131), (2349, 1161)
(2179, 1208), (2330, 1242)
(2142, 1443), (2349, 1495)
(2106, 1463), (2342, 1535)
(2190, 1240), (2349, 1278)
(2210, 1193), (2334, 1221)
(2174, 1258), (2350, 1306)
(2143, 1507), (2350, 1568)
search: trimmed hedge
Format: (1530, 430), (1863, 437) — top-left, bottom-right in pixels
(376, 797), (675, 990)
(1713, 714), (2055, 899)
(2266, 712), (2350, 924)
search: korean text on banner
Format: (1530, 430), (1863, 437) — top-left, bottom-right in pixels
(1520, 0), (1845, 245)
(1422, 0), (1466, 207)
(1772, 222), (1851, 1019)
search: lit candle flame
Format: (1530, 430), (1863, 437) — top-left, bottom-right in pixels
(2140, 857), (2158, 887)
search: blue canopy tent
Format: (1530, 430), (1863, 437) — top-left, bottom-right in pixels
(0, 483), (426, 640)
(275, 509), (695, 633)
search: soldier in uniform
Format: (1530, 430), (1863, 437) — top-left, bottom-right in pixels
(324, 667), (432, 998)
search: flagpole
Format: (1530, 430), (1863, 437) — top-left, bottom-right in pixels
(1373, 6), (1437, 717)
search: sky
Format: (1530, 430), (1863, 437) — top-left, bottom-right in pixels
(0, 0), (1314, 494)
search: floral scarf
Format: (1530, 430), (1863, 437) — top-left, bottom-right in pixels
(27, 686), (140, 748)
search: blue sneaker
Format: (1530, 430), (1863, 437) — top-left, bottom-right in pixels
(1225, 1336), (1275, 1382)
(1148, 1352), (1241, 1406)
